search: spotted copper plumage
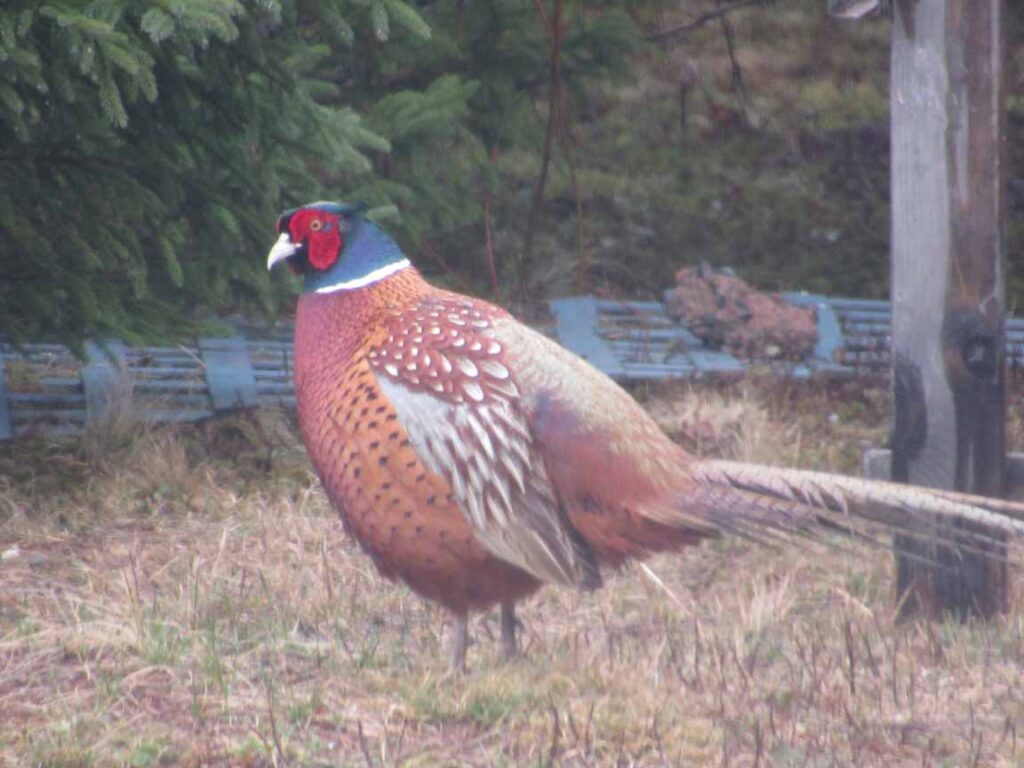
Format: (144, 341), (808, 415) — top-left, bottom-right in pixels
(369, 299), (516, 403)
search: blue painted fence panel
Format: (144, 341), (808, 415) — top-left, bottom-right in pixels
(549, 297), (626, 379)
(554, 296), (746, 380)
(199, 337), (259, 411)
(782, 292), (849, 373)
(82, 341), (127, 430)
(7, 290), (1024, 441)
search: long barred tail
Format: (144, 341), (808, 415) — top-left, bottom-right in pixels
(684, 460), (1024, 551)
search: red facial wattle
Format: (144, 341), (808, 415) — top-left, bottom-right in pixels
(288, 210), (343, 270)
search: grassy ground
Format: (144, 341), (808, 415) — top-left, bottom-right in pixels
(2, 380), (1024, 766)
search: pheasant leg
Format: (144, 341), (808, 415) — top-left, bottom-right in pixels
(500, 601), (518, 662)
(448, 611), (469, 673)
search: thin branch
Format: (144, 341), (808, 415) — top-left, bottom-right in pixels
(522, 0), (564, 286)
(417, 238), (472, 292)
(356, 720), (374, 768)
(555, 84), (587, 292)
(483, 191), (500, 299)
(720, 8), (752, 125)
(262, 676), (288, 767)
(646, 0), (765, 45)
(532, 0), (553, 37)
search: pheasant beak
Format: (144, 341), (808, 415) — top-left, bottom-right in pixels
(267, 233), (300, 270)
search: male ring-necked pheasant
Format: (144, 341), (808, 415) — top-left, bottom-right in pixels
(268, 201), (1024, 671)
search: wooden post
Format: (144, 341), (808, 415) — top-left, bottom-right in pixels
(890, 0), (1007, 618)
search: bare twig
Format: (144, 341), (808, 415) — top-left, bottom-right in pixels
(647, 0), (766, 45)
(263, 676), (288, 767)
(531, 0), (552, 36)
(556, 104), (588, 292)
(417, 239), (472, 292)
(546, 702), (562, 767)
(483, 192), (500, 300)
(357, 720), (374, 767)
(719, 10), (752, 124)
(522, 0), (564, 287)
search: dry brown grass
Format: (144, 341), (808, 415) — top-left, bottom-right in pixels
(2, 384), (1024, 767)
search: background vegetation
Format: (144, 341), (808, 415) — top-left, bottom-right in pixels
(0, 0), (648, 347)
(2, 0), (1023, 345)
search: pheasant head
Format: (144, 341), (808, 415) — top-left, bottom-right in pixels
(266, 201), (410, 293)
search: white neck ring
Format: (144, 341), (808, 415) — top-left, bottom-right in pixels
(314, 259), (411, 294)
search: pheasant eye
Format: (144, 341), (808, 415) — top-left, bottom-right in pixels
(309, 219), (323, 232)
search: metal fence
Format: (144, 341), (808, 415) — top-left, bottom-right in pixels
(0, 324), (296, 440)
(4, 295), (1024, 440)
(551, 294), (1024, 380)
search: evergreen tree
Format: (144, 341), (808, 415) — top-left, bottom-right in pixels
(0, 0), (649, 348)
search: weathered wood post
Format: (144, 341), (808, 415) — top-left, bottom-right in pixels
(889, 0), (1007, 618)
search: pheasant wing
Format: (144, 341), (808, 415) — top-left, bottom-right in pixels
(490, 316), (714, 527)
(370, 296), (600, 589)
